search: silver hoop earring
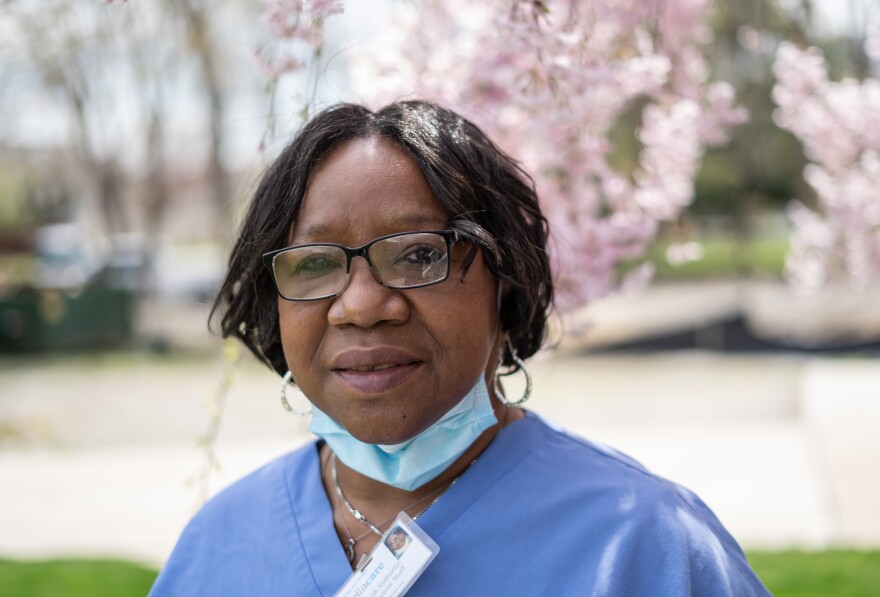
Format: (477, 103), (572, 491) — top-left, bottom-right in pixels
(280, 370), (312, 416)
(493, 346), (532, 407)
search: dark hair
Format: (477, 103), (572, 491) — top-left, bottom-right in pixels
(211, 100), (553, 377)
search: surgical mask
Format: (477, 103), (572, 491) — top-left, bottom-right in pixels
(309, 376), (498, 491)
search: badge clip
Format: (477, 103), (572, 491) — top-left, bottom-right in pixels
(334, 512), (440, 597)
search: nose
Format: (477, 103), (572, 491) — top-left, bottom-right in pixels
(327, 257), (410, 328)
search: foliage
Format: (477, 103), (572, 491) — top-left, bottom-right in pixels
(0, 0), (241, 245)
(691, 1), (812, 219)
(0, 166), (37, 231)
(2, 551), (880, 596)
(52, 0), (880, 299)
(0, 254), (34, 288)
(649, 236), (788, 280)
(772, 31), (880, 290)
(0, 558), (158, 597)
(251, 0), (880, 301)
(343, 0), (747, 309)
(253, 0), (343, 80)
(747, 549), (880, 597)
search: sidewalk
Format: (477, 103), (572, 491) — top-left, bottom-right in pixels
(1, 350), (878, 565)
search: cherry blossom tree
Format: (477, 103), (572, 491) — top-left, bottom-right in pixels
(99, 0), (880, 299)
(773, 38), (880, 291)
(258, 0), (747, 309)
(99, 0), (750, 309)
(97, 0), (746, 308)
(251, 0), (345, 149)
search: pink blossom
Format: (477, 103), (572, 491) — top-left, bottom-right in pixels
(774, 42), (880, 290)
(250, 46), (306, 79)
(264, 0), (747, 309)
(255, 0), (344, 84)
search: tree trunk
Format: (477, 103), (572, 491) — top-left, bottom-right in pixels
(174, 0), (233, 246)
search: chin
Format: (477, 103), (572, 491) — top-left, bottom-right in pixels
(345, 412), (432, 446)
(349, 427), (417, 446)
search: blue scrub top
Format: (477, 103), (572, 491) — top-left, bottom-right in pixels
(149, 412), (770, 596)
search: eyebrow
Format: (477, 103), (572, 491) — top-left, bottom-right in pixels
(295, 223), (332, 240)
(294, 214), (448, 242)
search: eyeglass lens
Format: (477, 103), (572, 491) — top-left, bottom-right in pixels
(271, 232), (449, 300)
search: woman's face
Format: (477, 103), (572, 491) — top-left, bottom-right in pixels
(386, 531), (407, 551)
(278, 136), (502, 445)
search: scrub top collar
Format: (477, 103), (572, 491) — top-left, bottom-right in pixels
(288, 413), (538, 593)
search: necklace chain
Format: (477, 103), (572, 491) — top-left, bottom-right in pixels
(329, 452), (470, 561)
(324, 404), (514, 563)
(331, 453), (460, 536)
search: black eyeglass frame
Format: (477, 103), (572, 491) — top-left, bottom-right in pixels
(261, 229), (457, 302)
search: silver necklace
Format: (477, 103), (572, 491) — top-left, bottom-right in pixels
(330, 453), (467, 561)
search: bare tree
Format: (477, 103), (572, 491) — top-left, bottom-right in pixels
(0, 0), (249, 277)
(167, 0), (234, 244)
(1, 2), (130, 236)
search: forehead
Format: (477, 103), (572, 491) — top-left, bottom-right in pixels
(290, 137), (449, 244)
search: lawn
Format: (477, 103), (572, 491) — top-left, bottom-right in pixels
(649, 236), (789, 280)
(0, 558), (158, 597)
(2, 550), (879, 596)
(747, 550), (880, 597)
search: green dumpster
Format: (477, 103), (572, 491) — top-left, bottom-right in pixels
(0, 285), (134, 352)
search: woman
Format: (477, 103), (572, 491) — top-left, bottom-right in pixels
(149, 101), (770, 596)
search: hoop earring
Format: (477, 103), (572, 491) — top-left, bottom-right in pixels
(493, 344), (532, 407)
(280, 370), (312, 416)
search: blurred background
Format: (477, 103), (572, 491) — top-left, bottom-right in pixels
(1, 0), (879, 595)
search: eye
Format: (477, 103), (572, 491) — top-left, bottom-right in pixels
(398, 245), (445, 266)
(293, 253), (343, 277)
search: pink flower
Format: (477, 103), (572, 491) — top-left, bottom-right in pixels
(774, 42), (880, 290)
(265, 0), (749, 307)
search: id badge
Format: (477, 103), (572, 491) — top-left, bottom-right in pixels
(334, 512), (439, 597)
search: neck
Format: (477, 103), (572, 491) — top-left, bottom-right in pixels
(322, 397), (522, 510)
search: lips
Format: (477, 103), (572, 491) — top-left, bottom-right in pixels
(346, 363), (400, 372)
(330, 347), (424, 394)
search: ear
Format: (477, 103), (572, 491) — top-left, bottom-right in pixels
(495, 279), (515, 338)
(495, 280), (512, 313)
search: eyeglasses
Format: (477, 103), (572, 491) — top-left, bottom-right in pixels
(262, 230), (455, 301)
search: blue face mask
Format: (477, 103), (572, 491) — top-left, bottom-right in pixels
(309, 377), (498, 491)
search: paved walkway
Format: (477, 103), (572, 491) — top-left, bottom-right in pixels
(1, 348), (878, 566)
(0, 353), (880, 563)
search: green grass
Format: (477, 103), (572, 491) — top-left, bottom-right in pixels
(747, 550), (880, 597)
(649, 237), (789, 280)
(2, 551), (879, 596)
(0, 558), (158, 597)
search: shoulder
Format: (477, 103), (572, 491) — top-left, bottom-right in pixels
(511, 411), (685, 498)
(517, 412), (700, 498)
(501, 414), (770, 595)
(148, 442), (318, 597)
